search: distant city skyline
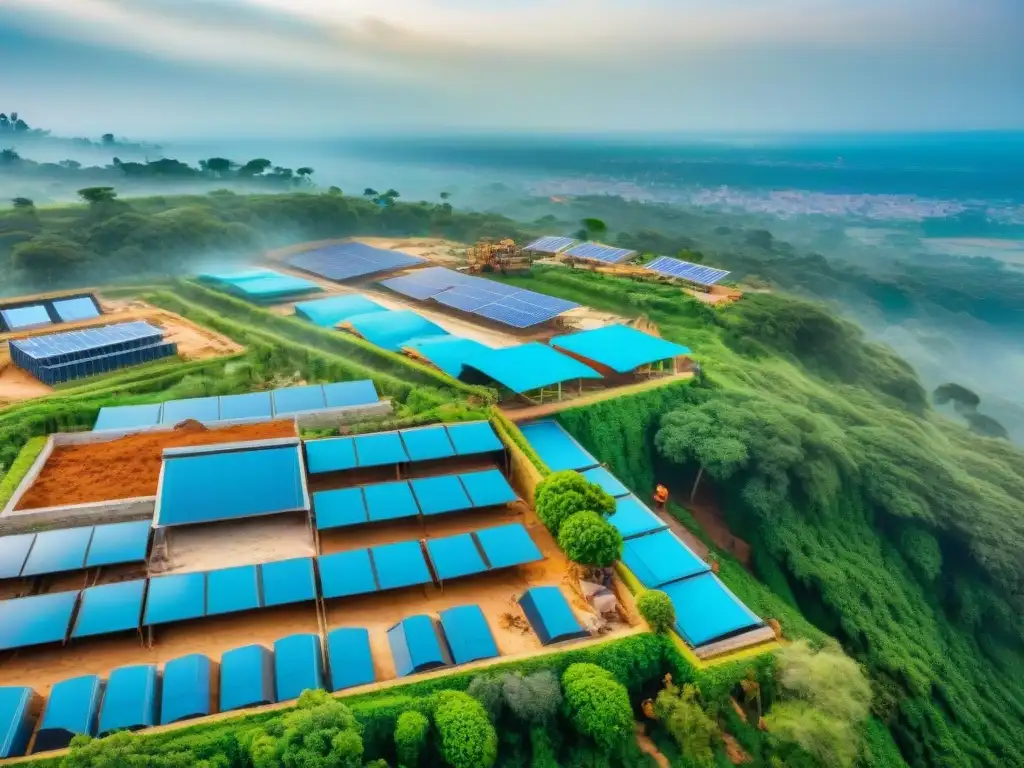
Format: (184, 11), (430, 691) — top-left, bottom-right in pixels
(3, 0), (1023, 139)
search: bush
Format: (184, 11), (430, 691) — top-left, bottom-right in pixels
(502, 671), (562, 725)
(557, 511), (623, 567)
(251, 689), (364, 768)
(653, 678), (718, 765)
(535, 471), (615, 529)
(432, 691), (498, 768)
(561, 663), (634, 751)
(636, 590), (676, 634)
(394, 710), (429, 767)
(466, 674), (504, 721)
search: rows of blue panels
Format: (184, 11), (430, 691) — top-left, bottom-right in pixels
(304, 420), (502, 474)
(522, 236), (577, 254)
(314, 469), (516, 530)
(288, 242), (425, 282)
(10, 321), (163, 364)
(580, 466), (630, 498)
(607, 495), (669, 540)
(563, 242), (637, 264)
(0, 294), (101, 333)
(0, 520), (152, 581)
(646, 256), (731, 286)
(294, 294), (385, 327)
(157, 443), (307, 526)
(427, 522), (543, 581)
(95, 380), (379, 431)
(198, 270), (322, 302)
(622, 530), (710, 588)
(519, 420), (599, 471)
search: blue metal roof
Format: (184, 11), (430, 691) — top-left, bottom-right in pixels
(313, 487), (367, 530)
(144, 572), (206, 626)
(458, 469), (517, 507)
(426, 534), (488, 581)
(98, 664), (159, 736)
(304, 436), (357, 474)
(464, 343), (601, 394)
(272, 384), (327, 416)
(206, 565), (261, 616)
(326, 627), (375, 691)
(0, 591), (77, 650)
(410, 475), (473, 516)
(261, 557), (317, 606)
(1, 304), (51, 330)
(550, 325), (690, 373)
(274, 634), (325, 702)
(161, 654), (212, 725)
(322, 380), (379, 408)
(622, 530), (710, 588)
(519, 420), (599, 472)
(93, 403), (163, 431)
(21, 526), (93, 577)
(344, 310), (448, 352)
(579, 467), (630, 498)
(608, 495), (668, 540)
(353, 432), (408, 467)
(85, 520), (151, 568)
(662, 573), (762, 647)
(364, 481), (418, 523)
(220, 645), (275, 712)
(439, 605), (499, 665)
(388, 616), (450, 677)
(475, 523), (543, 570)
(73, 580), (146, 639)
(372, 541), (432, 591)
(0, 534), (34, 579)
(158, 444), (307, 526)
(519, 586), (587, 645)
(294, 294), (385, 327)
(219, 392), (273, 421)
(403, 336), (493, 378)
(161, 396), (220, 425)
(37, 676), (101, 751)
(319, 549), (378, 599)
(0, 686), (35, 759)
(445, 421), (503, 455)
(52, 297), (100, 323)
(398, 424), (456, 461)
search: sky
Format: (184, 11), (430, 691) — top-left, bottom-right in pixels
(3, 0), (1023, 139)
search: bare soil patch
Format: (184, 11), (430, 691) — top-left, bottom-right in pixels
(16, 420), (297, 511)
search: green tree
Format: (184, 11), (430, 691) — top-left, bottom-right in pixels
(558, 510), (623, 566)
(328, 186), (343, 195)
(204, 158), (234, 176)
(636, 590), (675, 633)
(250, 689), (364, 768)
(502, 670), (562, 725)
(467, 674), (505, 721)
(297, 167), (315, 181)
(764, 640), (872, 768)
(77, 186), (118, 205)
(653, 678), (718, 766)
(363, 187), (379, 199)
(933, 382), (980, 411)
(239, 158), (273, 176)
(535, 471), (615, 534)
(0, 148), (20, 164)
(11, 197), (34, 210)
(101, 133), (115, 145)
(432, 690), (498, 768)
(579, 217), (608, 241)
(12, 235), (90, 281)
(59, 159), (82, 170)
(561, 663), (633, 752)
(395, 710), (430, 767)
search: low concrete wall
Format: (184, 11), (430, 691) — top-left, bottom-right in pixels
(1, 435), (57, 516)
(0, 497), (155, 535)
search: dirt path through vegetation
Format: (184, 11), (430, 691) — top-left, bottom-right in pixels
(634, 723), (670, 767)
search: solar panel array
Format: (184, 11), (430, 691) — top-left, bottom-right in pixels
(0, 293), (101, 333)
(522, 236), (576, 254)
(646, 256), (731, 286)
(379, 266), (579, 328)
(288, 242), (425, 282)
(563, 242), (637, 264)
(9, 321), (176, 385)
(0, 521), (151, 581)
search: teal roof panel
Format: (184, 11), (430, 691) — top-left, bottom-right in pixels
(550, 325), (691, 373)
(463, 343), (601, 394)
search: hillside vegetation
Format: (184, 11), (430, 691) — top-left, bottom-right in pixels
(499, 267), (1024, 767)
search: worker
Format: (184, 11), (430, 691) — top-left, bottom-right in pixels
(653, 484), (669, 511)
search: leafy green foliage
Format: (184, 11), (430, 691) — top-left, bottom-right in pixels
(0, 435), (46, 508)
(61, 731), (227, 768)
(502, 671), (562, 725)
(535, 471), (615, 535)
(432, 691), (498, 768)
(467, 674), (505, 722)
(636, 590), (675, 634)
(394, 710), (430, 767)
(557, 510), (623, 567)
(249, 689), (364, 768)
(653, 679), (718, 766)
(561, 663), (634, 752)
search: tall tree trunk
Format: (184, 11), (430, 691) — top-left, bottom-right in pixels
(689, 465), (705, 503)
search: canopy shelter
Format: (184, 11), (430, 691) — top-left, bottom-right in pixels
(621, 530), (710, 589)
(578, 467), (629, 498)
(34, 676), (102, 752)
(326, 628), (376, 692)
(549, 324), (691, 376)
(403, 336), (492, 378)
(0, 591), (78, 651)
(197, 269), (321, 303)
(274, 633), (326, 702)
(0, 687), (37, 759)
(662, 573), (763, 647)
(72, 580), (146, 639)
(294, 294), (385, 327)
(342, 310), (448, 352)
(387, 615), (452, 677)
(462, 343), (602, 402)
(518, 586), (588, 646)
(518, 420), (599, 472)
(439, 605), (499, 665)
(607, 495), (668, 540)
(161, 654), (214, 725)
(97, 664), (159, 736)
(220, 645), (276, 712)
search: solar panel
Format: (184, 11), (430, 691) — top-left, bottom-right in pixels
(327, 628), (375, 691)
(274, 633), (326, 701)
(206, 565), (261, 616)
(563, 242), (637, 264)
(523, 236), (576, 254)
(305, 437), (357, 474)
(471, 302), (544, 329)
(22, 527), (93, 577)
(143, 572), (206, 626)
(399, 425), (456, 462)
(322, 380), (379, 408)
(507, 292), (579, 314)
(475, 523), (543, 570)
(313, 487), (367, 530)
(51, 297), (100, 323)
(288, 242), (425, 282)
(439, 605), (499, 665)
(1, 305), (51, 330)
(646, 256), (730, 286)
(261, 557), (317, 606)
(607, 495), (668, 539)
(377, 275), (448, 301)
(433, 290), (495, 312)
(410, 475), (473, 516)
(0, 591), (78, 650)
(458, 469), (517, 507)
(353, 432), (408, 467)
(162, 396), (220, 425)
(363, 481), (419, 523)
(272, 385), (326, 416)
(372, 541), (432, 590)
(426, 534), (488, 581)
(9, 321), (163, 364)
(319, 549), (378, 599)
(73, 580), (146, 638)
(85, 520), (151, 568)
(97, 665), (159, 736)
(445, 421), (503, 455)
(0, 534), (34, 579)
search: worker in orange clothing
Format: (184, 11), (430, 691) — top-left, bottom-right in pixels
(653, 484), (669, 511)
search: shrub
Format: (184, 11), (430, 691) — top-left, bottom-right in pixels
(466, 674), (504, 721)
(432, 691), (498, 768)
(561, 663), (634, 751)
(557, 511), (623, 567)
(636, 590), (676, 634)
(653, 678), (718, 764)
(251, 689), (364, 768)
(502, 671), (562, 725)
(394, 710), (429, 767)
(535, 471), (615, 526)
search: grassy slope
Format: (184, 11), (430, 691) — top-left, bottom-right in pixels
(496, 267), (1024, 768)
